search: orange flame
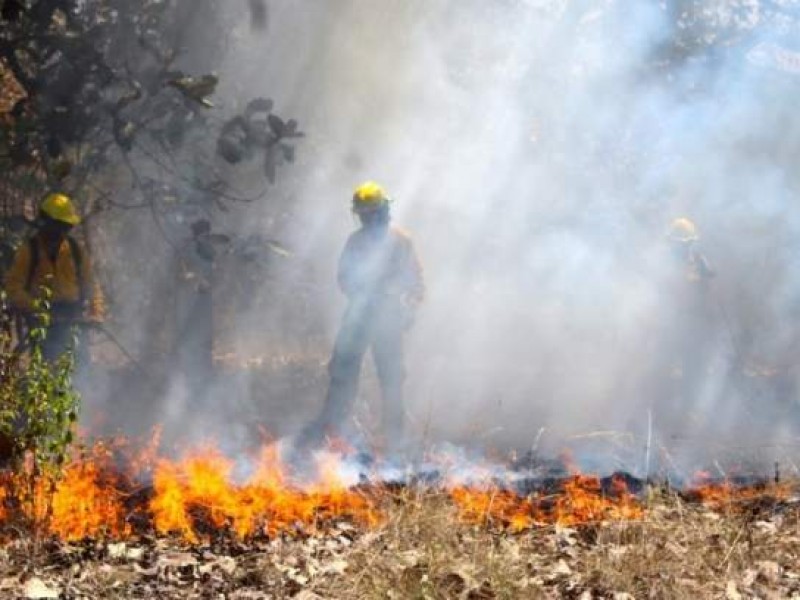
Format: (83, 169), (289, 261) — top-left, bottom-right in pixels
(5, 438), (784, 544)
(50, 460), (130, 541)
(147, 445), (381, 542)
(451, 473), (643, 531)
(685, 481), (790, 511)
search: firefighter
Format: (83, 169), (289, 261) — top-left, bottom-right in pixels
(298, 182), (424, 453)
(4, 193), (104, 361)
(666, 218), (714, 285)
(663, 217), (716, 415)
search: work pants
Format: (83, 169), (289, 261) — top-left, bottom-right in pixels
(41, 304), (87, 365)
(302, 298), (407, 450)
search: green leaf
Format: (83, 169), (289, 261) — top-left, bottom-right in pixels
(267, 114), (285, 137)
(245, 97), (273, 116)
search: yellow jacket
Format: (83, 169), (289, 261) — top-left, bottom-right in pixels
(338, 225), (424, 304)
(4, 234), (103, 317)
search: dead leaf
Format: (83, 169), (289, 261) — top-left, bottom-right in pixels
(555, 525), (578, 547)
(467, 580), (496, 600)
(607, 546), (628, 561)
(157, 552), (197, 568)
(321, 559), (348, 575)
(665, 541), (687, 557)
(756, 560), (781, 584)
(126, 546), (146, 561)
(725, 580), (742, 600)
(742, 569), (757, 587)
(231, 591), (270, 600)
(398, 550), (423, 567)
(24, 578), (59, 599)
(108, 542), (127, 559)
(754, 520), (778, 535)
(0, 577), (17, 590)
(436, 572), (467, 596)
(553, 559), (572, 577)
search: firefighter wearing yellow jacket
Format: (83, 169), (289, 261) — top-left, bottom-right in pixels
(299, 182), (424, 452)
(4, 193), (104, 361)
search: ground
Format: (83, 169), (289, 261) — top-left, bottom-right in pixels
(1, 487), (798, 599)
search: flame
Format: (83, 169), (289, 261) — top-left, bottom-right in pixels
(450, 487), (540, 532)
(0, 437), (785, 544)
(0, 482), (7, 524)
(0, 438), (383, 543)
(685, 468), (792, 511)
(685, 480), (790, 511)
(148, 445), (381, 542)
(450, 472), (643, 532)
(50, 460), (130, 541)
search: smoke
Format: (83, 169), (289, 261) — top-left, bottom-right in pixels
(84, 1), (800, 478)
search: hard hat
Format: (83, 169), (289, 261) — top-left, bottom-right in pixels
(40, 193), (80, 226)
(667, 217), (698, 242)
(352, 181), (390, 212)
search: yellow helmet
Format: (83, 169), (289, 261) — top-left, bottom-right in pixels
(40, 193), (80, 226)
(352, 181), (390, 212)
(667, 217), (698, 242)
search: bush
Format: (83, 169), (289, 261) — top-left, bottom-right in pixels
(0, 289), (80, 537)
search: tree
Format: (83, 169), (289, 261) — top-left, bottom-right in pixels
(0, 0), (302, 389)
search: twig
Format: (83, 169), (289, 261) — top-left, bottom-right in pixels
(529, 427), (545, 470)
(718, 521), (748, 569)
(119, 150), (182, 252)
(134, 138), (268, 204)
(644, 409), (653, 480)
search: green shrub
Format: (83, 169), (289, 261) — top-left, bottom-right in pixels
(0, 288), (80, 537)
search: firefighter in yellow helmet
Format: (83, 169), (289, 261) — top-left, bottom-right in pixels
(666, 217), (714, 285)
(298, 182), (424, 453)
(4, 193), (104, 361)
(662, 216), (716, 418)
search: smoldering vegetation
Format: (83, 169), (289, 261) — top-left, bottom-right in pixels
(80, 1), (800, 478)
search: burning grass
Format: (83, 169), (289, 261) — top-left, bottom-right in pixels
(451, 473), (644, 532)
(0, 438), (654, 545)
(0, 439), (797, 598)
(0, 484), (797, 599)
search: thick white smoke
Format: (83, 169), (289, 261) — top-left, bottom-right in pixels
(85, 1), (800, 480)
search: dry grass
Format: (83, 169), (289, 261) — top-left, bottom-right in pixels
(313, 487), (800, 599)
(0, 485), (797, 598)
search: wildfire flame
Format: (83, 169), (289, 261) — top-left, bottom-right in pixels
(451, 473), (643, 532)
(0, 438), (787, 544)
(684, 470), (791, 512)
(148, 445), (380, 543)
(8, 440), (382, 543)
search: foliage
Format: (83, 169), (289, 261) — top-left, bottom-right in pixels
(0, 0), (303, 380)
(0, 217), (30, 275)
(0, 0), (302, 215)
(0, 289), (80, 537)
